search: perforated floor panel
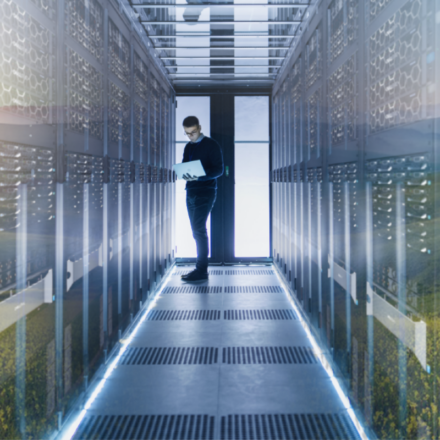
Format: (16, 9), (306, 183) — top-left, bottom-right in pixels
(224, 309), (297, 320)
(220, 413), (359, 440)
(73, 265), (360, 440)
(74, 414), (216, 440)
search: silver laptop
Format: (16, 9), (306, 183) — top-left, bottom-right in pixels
(173, 160), (206, 180)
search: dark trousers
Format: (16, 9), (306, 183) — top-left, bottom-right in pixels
(186, 189), (217, 273)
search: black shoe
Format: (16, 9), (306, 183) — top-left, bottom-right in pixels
(181, 269), (208, 282)
(181, 270), (193, 278)
(181, 269), (203, 278)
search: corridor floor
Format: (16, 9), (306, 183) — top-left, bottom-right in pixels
(72, 265), (360, 440)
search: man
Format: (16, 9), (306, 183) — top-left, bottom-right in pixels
(180, 116), (224, 282)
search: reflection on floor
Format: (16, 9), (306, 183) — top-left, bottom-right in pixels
(72, 265), (360, 440)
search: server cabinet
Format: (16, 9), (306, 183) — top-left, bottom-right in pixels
(272, 0), (439, 438)
(0, 0), (175, 438)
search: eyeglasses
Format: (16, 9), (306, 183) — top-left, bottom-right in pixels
(184, 129), (199, 137)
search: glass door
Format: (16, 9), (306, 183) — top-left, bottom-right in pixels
(234, 96), (270, 258)
(175, 94), (271, 265)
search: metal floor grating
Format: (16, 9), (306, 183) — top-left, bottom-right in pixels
(174, 269), (224, 275)
(224, 309), (297, 320)
(222, 347), (317, 365)
(174, 269), (274, 276)
(220, 413), (361, 440)
(146, 310), (221, 321)
(72, 413), (359, 440)
(163, 286), (222, 294)
(73, 414), (216, 440)
(225, 270), (275, 275)
(121, 347), (219, 365)
(224, 286), (284, 294)
(163, 286), (283, 294)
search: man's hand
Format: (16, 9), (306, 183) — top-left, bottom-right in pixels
(182, 173), (198, 181)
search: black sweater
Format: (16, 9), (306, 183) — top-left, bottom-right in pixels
(182, 136), (224, 192)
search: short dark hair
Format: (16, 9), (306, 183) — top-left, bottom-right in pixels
(182, 116), (199, 127)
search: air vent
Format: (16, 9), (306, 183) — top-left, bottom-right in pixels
(73, 414), (215, 440)
(224, 286), (284, 294)
(222, 347), (316, 364)
(225, 270), (275, 275)
(146, 310), (221, 321)
(174, 270), (223, 275)
(121, 347), (219, 365)
(224, 310), (297, 320)
(163, 286), (222, 294)
(220, 413), (360, 440)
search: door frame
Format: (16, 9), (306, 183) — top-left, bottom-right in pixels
(175, 90), (273, 266)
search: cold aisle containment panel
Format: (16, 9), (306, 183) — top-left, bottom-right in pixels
(1, 0), (440, 439)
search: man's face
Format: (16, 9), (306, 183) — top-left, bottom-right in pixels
(184, 124), (201, 142)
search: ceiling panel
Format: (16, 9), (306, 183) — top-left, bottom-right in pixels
(129, 0), (313, 86)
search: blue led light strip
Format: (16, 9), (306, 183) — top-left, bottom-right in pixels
(272, 264), (369, 440)
(59, 265), (177, 440)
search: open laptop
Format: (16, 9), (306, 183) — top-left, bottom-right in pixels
(173, 160), (206, 180)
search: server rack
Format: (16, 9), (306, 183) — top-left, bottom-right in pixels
(272, 0), (439, 438)
(0, 0), (175, 438)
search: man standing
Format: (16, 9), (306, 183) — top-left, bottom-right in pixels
(180, 116), (224, 282)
